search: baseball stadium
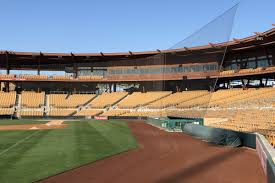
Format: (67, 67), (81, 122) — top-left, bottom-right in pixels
(0, 1), (275, 183)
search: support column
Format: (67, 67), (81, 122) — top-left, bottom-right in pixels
(247, 79), (250, 88)
(259, 78), (263, 86)
(38, 52), (42, 75)
(113, 83), (117, 92)
(109, 84), (112, 93)
(5, 51), (10, 75)
(5, 82), (9, 92)
(176, 85), (179, 92)
(71, 53), (78, 78)
(265, 78), (268, 86)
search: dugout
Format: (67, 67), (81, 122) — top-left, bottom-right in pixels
(147, 117), (203, 131)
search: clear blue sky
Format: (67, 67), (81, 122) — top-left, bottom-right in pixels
(0, 0), (274, 53)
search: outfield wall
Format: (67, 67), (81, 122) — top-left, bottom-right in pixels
(256, 133), (275, 183)
(181, 123), (275, 183)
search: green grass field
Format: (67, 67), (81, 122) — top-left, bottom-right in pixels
(0, 120), (137, 183)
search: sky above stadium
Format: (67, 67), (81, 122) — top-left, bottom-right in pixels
(0, 0), (274, 53)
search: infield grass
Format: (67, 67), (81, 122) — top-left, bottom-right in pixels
(0, 120), (137, 183)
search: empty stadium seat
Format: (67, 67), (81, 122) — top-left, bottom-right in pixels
(148, 91), (208, 109)
(89, 92), (128, 108)
(0, 108), (15, 115)
(78, 75), (103, 80)
(100, 109), (130, 116)
(20, 75), (48, 80)
(0, 74), (15, 79)
(52, 75), (72, 80)
(220, 70), (235, 76)
(48, 108), (76, 116)
(117, 91), (171, 108)
(21, 91), (45, 108)
(49, 94), (95, 108)
(0, 92), (16, 107)
(74, 109), (103, 116)
(20, 110), (44, 117)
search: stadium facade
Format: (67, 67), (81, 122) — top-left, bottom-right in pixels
(0, 26), (274, 92)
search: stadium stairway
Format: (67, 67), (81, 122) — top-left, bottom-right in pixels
(14, 94), (21, 117)
(111, 92), (129, 107)
(82, 94), (98, 107)
(15, 94), (21, 109)
(74, 94), (100, 116)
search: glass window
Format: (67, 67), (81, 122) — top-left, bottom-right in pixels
(247, 61), (256, 68)
(258, 59), (269, 67)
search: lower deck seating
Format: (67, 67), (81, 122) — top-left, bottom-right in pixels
(48, 109), (76, 116)
(100, 109), (130, 116)
(89, 92), (128, 108)
(0, 89), (274, 146)
(0, 92), (16, 107)
(21, 91), (45, 108)
(117, 91), (172, 108)
(20, 110), (44, 117)
(208, 109), (275, 147)
(74, 109), (103, 116)
(148, 91), (208, 109)
(121, 110), (168, 117)
(0, 108), (15, 115)
(49, 94), (95, 108)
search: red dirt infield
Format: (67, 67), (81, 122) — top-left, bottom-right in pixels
(40, 121), (266, 183)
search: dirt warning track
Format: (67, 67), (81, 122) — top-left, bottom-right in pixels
(0, 120), (67, 131)
(40, 122), (266, 183)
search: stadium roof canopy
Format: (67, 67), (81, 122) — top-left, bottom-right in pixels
(0, 27), (275, 70)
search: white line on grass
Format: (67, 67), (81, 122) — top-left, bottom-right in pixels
(0, 130), (40, 157)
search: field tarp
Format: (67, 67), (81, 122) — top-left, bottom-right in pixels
(182, 123), (256, 148)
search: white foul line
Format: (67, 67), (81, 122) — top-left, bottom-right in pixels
(0, 130), (40, 157)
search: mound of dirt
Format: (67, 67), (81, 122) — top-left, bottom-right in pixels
(0, 120), (67, 131)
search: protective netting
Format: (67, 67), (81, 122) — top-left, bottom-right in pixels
(170, 4), (239, 49)
(150, 4), (239, 118)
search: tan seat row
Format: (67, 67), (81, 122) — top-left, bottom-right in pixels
(75, 109), (103, 116)
(0, 92), (16, 107)
(148, 91), (208, 109)
(21, 91), (45, 108)
(0, 74), (15, 79)
(0, 108), (14, 115)
(49, 94), (95, 108)
(100, 109), (130, 116)
(20, 75), (48, 80)
(78, 75), (103, 80)
(48, 109), (76, 116)
(89, 92), (128, 108)
(20, 110), (44, 117)
(117, 91), (171, 108)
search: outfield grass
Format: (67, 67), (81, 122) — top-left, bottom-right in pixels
(0, 120), (137, 183)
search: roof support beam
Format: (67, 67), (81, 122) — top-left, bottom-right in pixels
(209, 43), (216, 48)
(233, 38), (242, 43)
(5, 51), (10, 75)
(37, 52), (43, 75)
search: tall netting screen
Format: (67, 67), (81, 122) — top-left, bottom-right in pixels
(170, 4), (239, 49)
(147, 4), (239, 120)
